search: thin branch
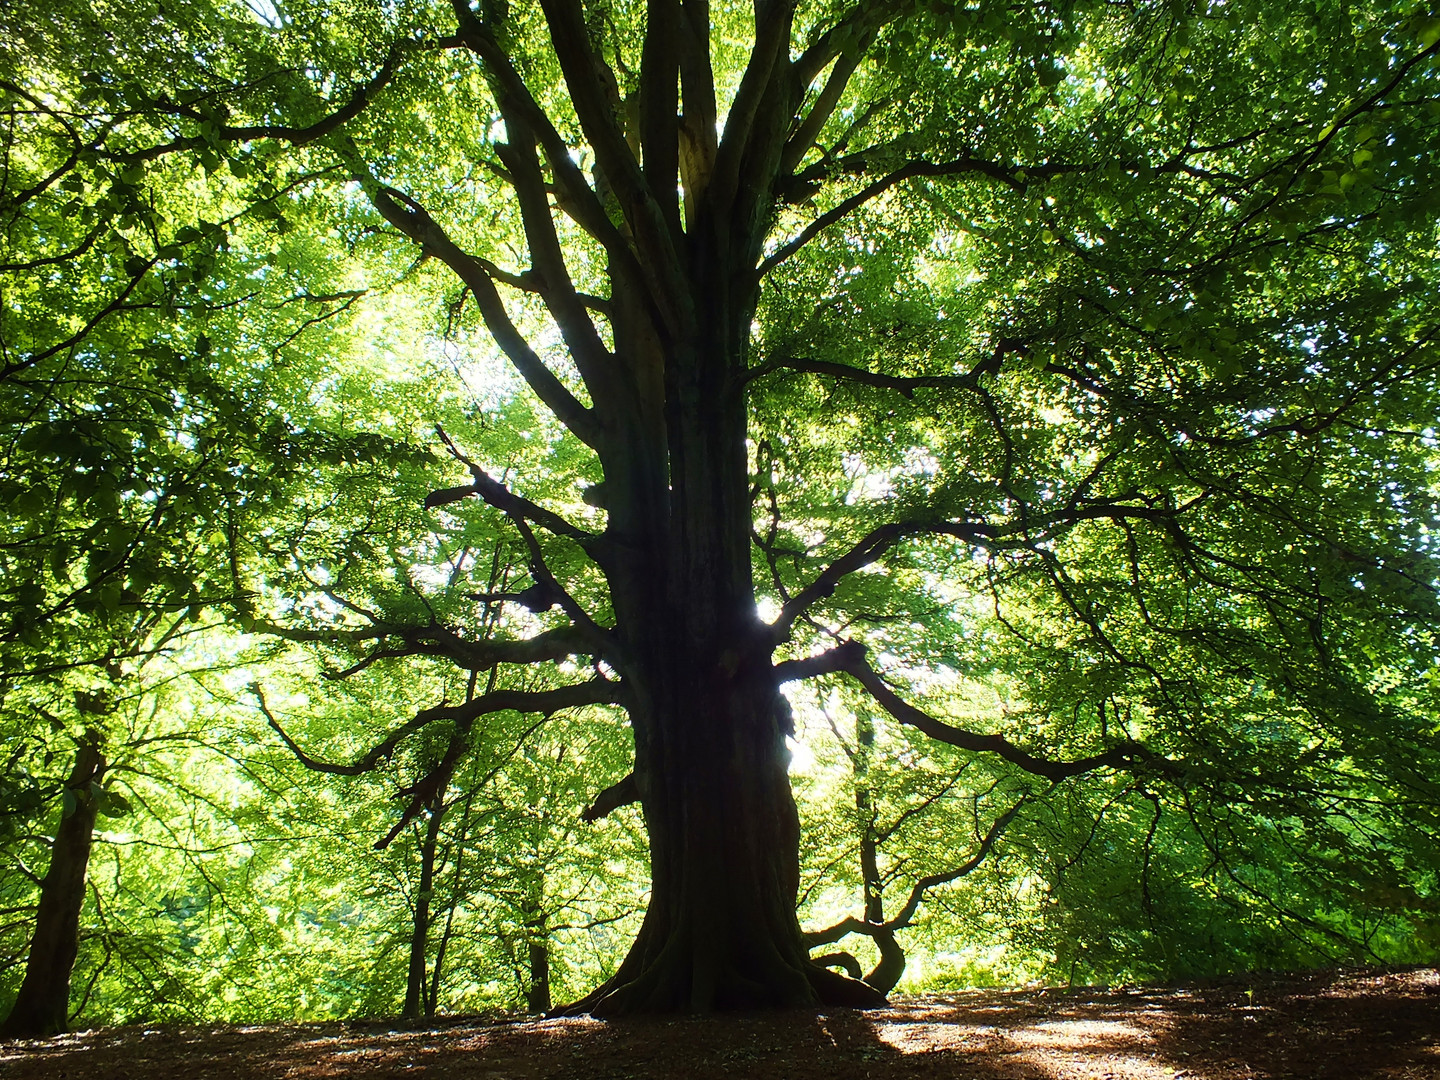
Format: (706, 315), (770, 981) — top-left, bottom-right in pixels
(116, 39), (414, 163)
(759, 153), (1058, 277)
(430, 427), (597, 545)
(804, 796), (1027, 947)
(1, 254), (158, 382)
(887, 796), (1027, 930)
(745, 344), (1020, 393)
(253, 677), (622, 777)
(771, 492), (1208, 641)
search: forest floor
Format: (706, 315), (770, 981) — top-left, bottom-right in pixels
(2, 966), (1437, 1079)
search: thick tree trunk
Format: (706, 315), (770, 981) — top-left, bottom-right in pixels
(0, 734), (105, 1038)
(575, 667), (881, 1013)
(563, 266), (886, 1013)
(575, 392), (881, 1009)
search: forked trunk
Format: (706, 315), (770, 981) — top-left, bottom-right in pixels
(0, 733), (105, 1038)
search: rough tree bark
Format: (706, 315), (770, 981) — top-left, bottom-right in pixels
(0, 731), (106, 1038)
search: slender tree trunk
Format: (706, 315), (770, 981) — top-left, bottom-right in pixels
(522, 880), (551, 1014)
(853, 712), (906, 994)
(518, 747), (552, 1013)
(0, 732), (105, 1038)
(427, 789), (476, 1018)
(402, 795), (445, 1021)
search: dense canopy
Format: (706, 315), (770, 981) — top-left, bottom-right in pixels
(3, 0), (1439, 1032)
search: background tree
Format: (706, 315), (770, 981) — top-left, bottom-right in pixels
(795, 695), (1027, 994)
(1, 1), (463, 1028)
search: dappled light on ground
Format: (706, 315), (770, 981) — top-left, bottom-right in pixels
(1, 968), (1437, 1079)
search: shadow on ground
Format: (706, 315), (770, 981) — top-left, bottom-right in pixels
(2, 967), (1436, 1079)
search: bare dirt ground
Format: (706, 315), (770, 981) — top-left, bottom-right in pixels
(2, 967), (1437, 1079)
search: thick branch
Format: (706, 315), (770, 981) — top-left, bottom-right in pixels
(803, 916), (869, 949)
(771, 521), (988, 641)
(464, 583), (566, 613)
(401, 624), (600, 673)
(539, 0), (651, 221)
(789, 1), (905, 89)
(640, 0), (682, 236)
(708, 0), (794, 217)
(249, 609), (598, 674)
(448, 1), (627, 254)
(780, 46), (864, 177)
(676, 0), (718, 201)
(773, 640), (867, 684)
(810, 952), (864, 980)
(581, 772), (638, 822)
(538, 0), (686, 288)
(492, 121), (618, 396)
(433, 434), (617, 668)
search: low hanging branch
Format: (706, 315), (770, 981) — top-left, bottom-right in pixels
(846, 655), (1150, 782)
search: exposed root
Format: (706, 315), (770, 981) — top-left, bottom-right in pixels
(557, 958), (888, 1016)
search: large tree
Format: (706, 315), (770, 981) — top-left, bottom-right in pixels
(10, 0), (1440, 1014)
